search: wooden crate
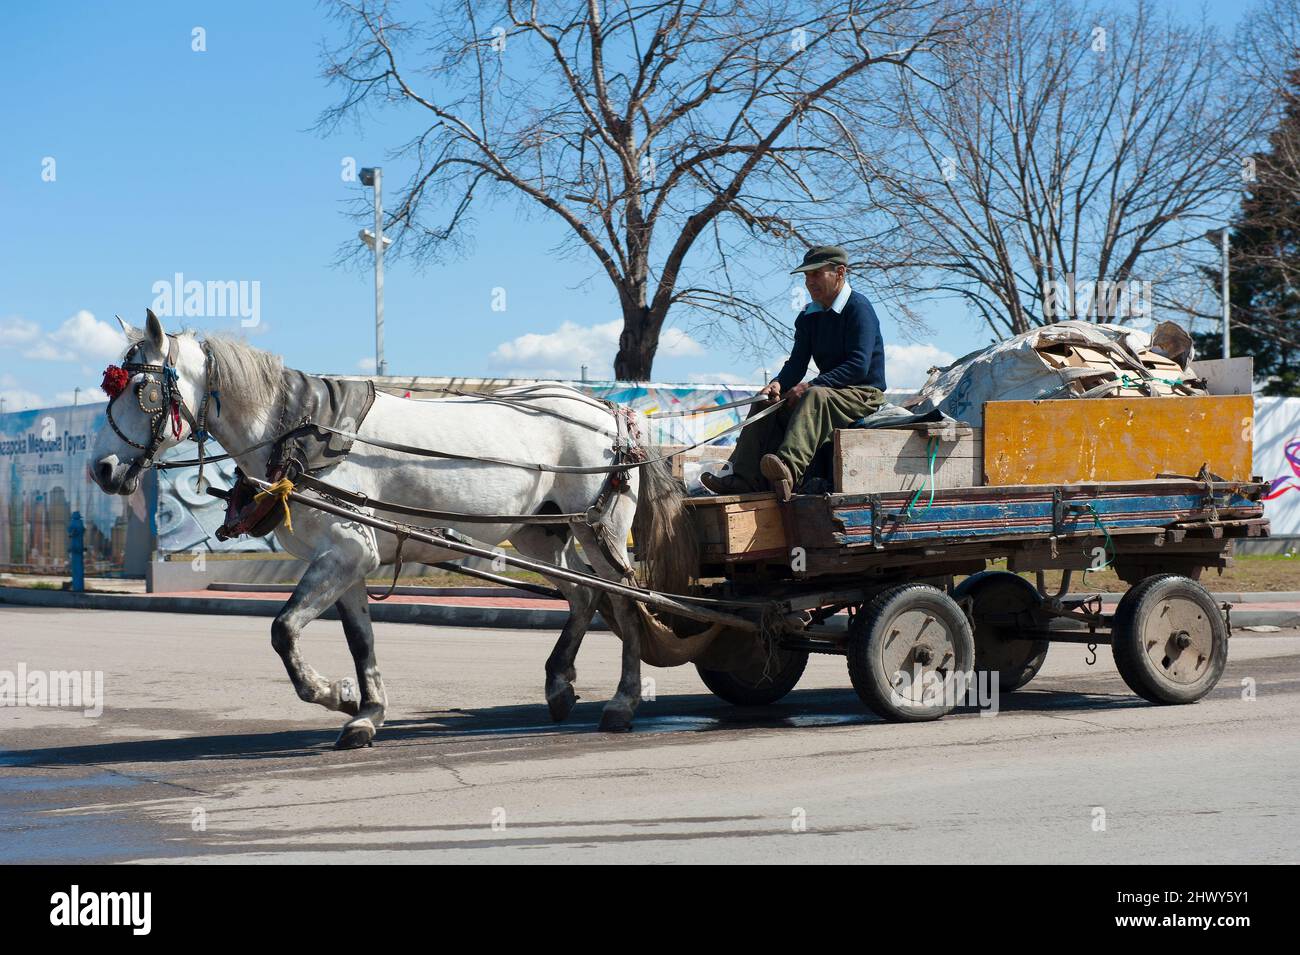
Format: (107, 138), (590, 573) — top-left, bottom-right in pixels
(983, 395), (1255, 485)
(685, 493), (785, 560)
(834, 427), (982, 494)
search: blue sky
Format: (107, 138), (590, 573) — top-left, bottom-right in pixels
(0, 1), (1250, 412)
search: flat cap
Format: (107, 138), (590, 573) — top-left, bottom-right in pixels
(790, 245), (849, 274)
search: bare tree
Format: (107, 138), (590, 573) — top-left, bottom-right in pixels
(838, 0), (1267, 340)
(319, 0), (971, 378)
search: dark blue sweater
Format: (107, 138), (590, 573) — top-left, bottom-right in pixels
(775, 289), (887, 392)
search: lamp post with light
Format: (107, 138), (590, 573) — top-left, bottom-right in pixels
(359, 167), (390, 377)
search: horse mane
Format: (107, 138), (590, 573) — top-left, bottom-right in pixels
(202, 333), (285, 415)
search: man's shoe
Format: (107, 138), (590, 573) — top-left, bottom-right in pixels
(700, 471), (753, 495)
(760, 454), (795, 501)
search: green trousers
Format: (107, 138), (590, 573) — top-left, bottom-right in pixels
(729, 385), (886, 489)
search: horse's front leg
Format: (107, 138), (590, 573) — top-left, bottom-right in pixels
(572, 525), (644, 733)
(333, 580), (388, 749)
(271, 545), (375, 720)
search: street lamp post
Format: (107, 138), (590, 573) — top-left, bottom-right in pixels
(1205, 228), (1230, 360)
(1219, 229), (1230, 361)
(359, 166), (387, 377)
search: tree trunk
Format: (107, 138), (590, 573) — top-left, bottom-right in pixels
(613, 304), (660, 381)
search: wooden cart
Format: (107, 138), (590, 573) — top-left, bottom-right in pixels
(667, 396), (1268, 722)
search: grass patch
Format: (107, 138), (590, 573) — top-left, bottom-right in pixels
(985, 554), (1299, 593)
(364, 568), (551, 588)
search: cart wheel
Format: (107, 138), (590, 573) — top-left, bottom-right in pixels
(846, 584), (975, 722)
(1111, 574), (1228, 705)
(696, 648), (809, 706)
(952, 571), (1050, 692)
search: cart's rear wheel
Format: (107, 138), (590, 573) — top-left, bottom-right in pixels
(846, 584), (975, 722)
(953, 571), (1049, 692)
(1111, 574), (1227, 704)
(696, 647), (809, 706)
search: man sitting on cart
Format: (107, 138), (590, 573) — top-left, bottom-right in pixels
(702, 245), (887, 499)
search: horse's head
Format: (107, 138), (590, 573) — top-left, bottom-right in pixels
(90, 308), (210, 495)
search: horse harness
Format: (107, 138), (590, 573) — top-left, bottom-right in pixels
(102, 334), (216, 491)
(202, 391), (654, 599)
(104, 343), (781, 598)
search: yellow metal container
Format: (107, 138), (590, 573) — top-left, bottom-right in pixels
(983, 396), (1255, 486)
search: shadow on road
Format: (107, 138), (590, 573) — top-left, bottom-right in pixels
(0, 681), (1152, 769)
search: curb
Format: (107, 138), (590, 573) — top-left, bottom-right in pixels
(0, 587), (611, 631)
(1, 586), (1295, 631)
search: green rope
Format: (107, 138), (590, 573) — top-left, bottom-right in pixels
(1120, 373), (1184, 389)
(1081, 502), (1116, 573)
(905, 437), (939, 518)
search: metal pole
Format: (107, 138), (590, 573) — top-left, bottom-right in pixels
(1220, 229), (1230, 360)
(68, 511), (84, 593)
(373, 167), (386, 377)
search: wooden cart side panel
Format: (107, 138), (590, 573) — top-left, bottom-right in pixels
(983, 396), (1255, 485)
(684, 493), (784, 557)
(828, 487), (1263, 548)
(834, 429), (983, 493)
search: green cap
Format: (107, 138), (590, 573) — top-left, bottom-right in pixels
(790, 245), (848, 274)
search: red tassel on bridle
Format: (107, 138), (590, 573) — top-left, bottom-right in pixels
(101, 365), (130, 399)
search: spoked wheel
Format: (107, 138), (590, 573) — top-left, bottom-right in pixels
(846, 584), (975, 722)
(952, 571), (1050, 692)
(696, 646), (809, 706)
(1111, 574), (1228, 704)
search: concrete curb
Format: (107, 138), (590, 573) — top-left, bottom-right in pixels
(0, 587), (611, 631)
(1, 586), (1296, 630)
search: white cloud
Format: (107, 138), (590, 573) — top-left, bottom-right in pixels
(22, 340), (76, 361)
(0, 316), (41, 347)
(490, 320), (702, 376)
(659, 327), (703, 357)
(358, 356), (377, 373)
(50, 310), (126, 361)
(54, 389), (106, 406)
(17, 310), (126, 364)
(885, 343), (956, 389)
(0, 373), (45, 412)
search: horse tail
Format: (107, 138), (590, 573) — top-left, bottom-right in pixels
(631, 442), (699, 597)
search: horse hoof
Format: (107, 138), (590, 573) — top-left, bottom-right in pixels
(598, 709), (633, 733)
(334, 718), (376, 750)
(547, 685), (579, 722)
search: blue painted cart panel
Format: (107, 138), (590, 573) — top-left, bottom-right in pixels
(828, 486), (1260, 548)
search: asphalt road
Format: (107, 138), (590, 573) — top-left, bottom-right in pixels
(2, 606), (1298, 864)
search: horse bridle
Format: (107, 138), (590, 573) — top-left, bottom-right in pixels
(103, 334), (215, 486)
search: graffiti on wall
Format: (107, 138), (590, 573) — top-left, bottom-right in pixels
(1254, 397), (1300, 536)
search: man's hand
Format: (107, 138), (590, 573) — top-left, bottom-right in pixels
(758, 380), (782, 403)
(785, 382), (810, 404)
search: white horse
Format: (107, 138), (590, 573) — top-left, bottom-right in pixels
(90, 310), (697, 748)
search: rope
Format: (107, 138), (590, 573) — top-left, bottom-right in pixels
(156, 390), (788, 475)
(1119, 373), (1184, 389)
(1081, 502), (1115, 572)
(253, 478), (296, 533)
(904, 437), (939, 518)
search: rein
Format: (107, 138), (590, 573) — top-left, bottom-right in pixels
(104, 343), (782, 539)
(155, 391), (785, 475)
